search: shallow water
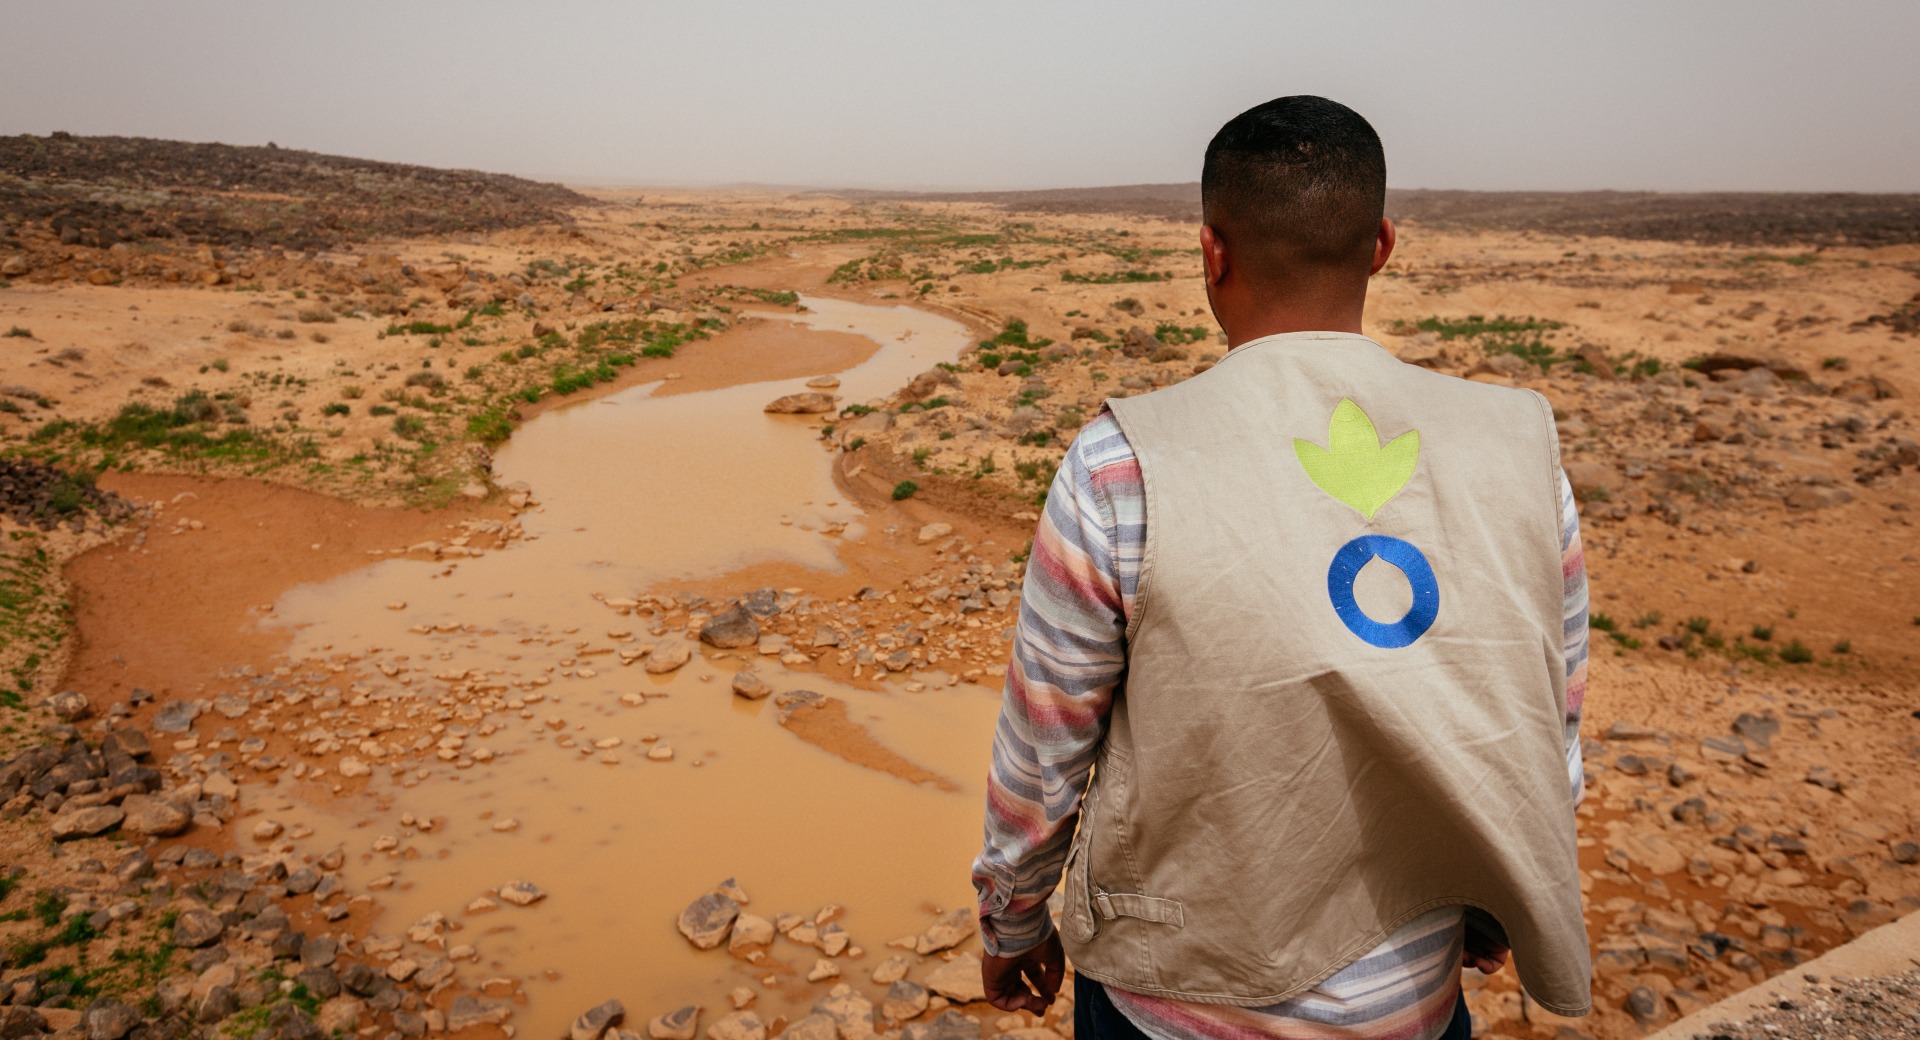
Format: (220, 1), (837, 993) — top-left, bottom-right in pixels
(265, 297), (1002, 1031)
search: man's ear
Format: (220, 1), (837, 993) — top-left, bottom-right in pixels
(1200, 224), (1229, 286)
(1369, 218), (1396, 276)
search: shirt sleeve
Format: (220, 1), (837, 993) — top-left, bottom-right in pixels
(971, 416), (1135, 956)
(1558, 468), (1589, 805)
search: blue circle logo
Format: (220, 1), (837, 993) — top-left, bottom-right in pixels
(1326, 535), (1440, 648)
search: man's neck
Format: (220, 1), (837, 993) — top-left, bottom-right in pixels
(1219, 302), (1368, 350)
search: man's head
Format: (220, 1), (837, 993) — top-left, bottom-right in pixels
(1199, 96), (1393, 342)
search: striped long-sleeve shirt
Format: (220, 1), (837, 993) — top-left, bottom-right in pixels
(972, 410), (1589, 1040)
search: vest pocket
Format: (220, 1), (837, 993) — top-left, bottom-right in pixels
(1060, 807), (1100, 943)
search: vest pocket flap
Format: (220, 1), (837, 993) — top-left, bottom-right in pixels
(1060, 833), (1098, 943)
(1094, 890), (1185, 928)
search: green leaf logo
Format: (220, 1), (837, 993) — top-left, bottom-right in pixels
(1293, 398), (1420, 519)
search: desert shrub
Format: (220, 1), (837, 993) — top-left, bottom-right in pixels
(891, 480), (919, 501)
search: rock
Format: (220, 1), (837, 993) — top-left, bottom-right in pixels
(924, 953), (986, 1003)
(1119, 327), (1161, 359)
(1890, 841), (1919, 865)
(700, 606), (761, 649)
(1831, 374), (1900, 401)
(784, 1015), (839, 1040)
(173, 907), (227, 948)
(203, 772), (239, 799)
(295, 967), (340, 999)
(571, 1000), (625, 1040)
(121, 794), (191, 836)
(915, 908), (976, 954)
(1692, 350), (1807, 381)
(871, 955), (911, 985)
(253, 819), (284, 841)
(837, 409), (894, 449)
(315, 998), (362, 1036)
(882, 980), (929, 1021)
(1618, 831), (1687, 875)
(1670, 797), (1708, 824)
(811, 626), (841, 648)
(807, 376), (841, 390)
(678, 892), (741, 950)
(51, 805), (123, 840)
(1562, 462), (1621, 502)
(445, 996), (507, 1032)
(764, 393), (837, 415)
(731, 672), (772, 701)
(646, 641), (692, 674)
(44, 691), (90, 722)
(902, 1010), (980, 1040)
(84, 1001), (141, 1040)
(1732, 712), (1780, 750)
(1002, 406), (1045, 436)
(812, 991), (874, 1040)
(807, 959), (840, 982)
(197, 987), (238, 1024)
(0, 1008), (48, 1038)
(337, 757), (371, 778)
(1806, 765), (1846, 793)
(704, 1012), (764, 1040)
(648, 1007), (700, 1040)
(1699, 734), (1747, 762)
(1692, 417), (1727, 442)
(0, 256), (28, 277)
(151, 700), (201, 733)
(102, 727), (151, 760)
(729, 914), (774, 951)
(1785, 486), (1853, 510)
(917, 523), (953, 544)
(498, 880), (546, 906)
(1624, 986), (1666, 1025)
(818, 922), (850, 956)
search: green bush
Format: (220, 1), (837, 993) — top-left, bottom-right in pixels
(891, 480), (919, 501)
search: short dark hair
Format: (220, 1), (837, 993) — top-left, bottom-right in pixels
(1201, 96), (1386, 277)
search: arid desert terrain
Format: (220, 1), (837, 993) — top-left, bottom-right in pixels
(1, 135), (1918, 1040)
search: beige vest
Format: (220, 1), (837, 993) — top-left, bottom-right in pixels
(1063, 332), (1590, 1016)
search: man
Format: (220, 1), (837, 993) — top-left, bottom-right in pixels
(971, 96), (1591, 1040)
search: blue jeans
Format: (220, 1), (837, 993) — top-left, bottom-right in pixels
(1073, 975), (1472, 1040)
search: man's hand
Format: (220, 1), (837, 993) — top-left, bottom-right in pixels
(982, 932), (1065, 1013)
(1463, 931), (1510, 975)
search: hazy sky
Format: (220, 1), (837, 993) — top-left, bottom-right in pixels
(5, 1), (1917, 192)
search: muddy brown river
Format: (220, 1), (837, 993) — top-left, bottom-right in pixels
(258, 297), (1000, 1033)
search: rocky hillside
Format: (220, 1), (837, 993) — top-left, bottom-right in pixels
(0, 133), (590, 255)
(834, 184), (1920, 247)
